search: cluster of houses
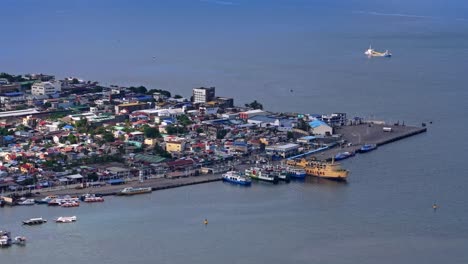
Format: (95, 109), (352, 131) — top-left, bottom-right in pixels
(0, 73), (351, 194)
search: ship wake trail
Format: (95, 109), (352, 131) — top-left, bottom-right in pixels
(353, 10), (436, 19)
(200, 0), (237, 6)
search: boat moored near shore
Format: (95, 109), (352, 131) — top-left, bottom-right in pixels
(55, 216), (77, 223)
(245, 167), (279, 184)
(287, 158), (349, 181)
(117, 187), (153, 196)
(0, 231), (12, 247)
(222, 171), (252, 186)
(358, 144), (378, 153)
(22, 218), (47, 225)
(17, 199), (36, 206)
(334, 151), (355, 161)
(81, 194), (104, 202)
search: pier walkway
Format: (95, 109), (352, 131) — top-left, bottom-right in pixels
(310, 123), (427, 161)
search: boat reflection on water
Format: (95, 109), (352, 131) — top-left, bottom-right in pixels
(303, 175), (349, 187)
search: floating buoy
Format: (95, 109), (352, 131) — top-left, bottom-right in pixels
(204, 219), (208, 225)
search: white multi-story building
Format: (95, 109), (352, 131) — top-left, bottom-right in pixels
(31, 81), (61, 96)
(192, 87), (215, 104)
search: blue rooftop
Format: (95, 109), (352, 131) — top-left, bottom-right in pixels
(4, 135), (14, 141)
(299, 136), (317, 140)
(309, 120), (328, 128)
(135, 95), (153, 101)
(107, 179), (125, 185)
(3, 92), (23, 97)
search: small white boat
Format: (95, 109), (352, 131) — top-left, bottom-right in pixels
(222, 171), (251, 186)
(0, 231), (12, 247)
(55, 216), (77, 223)
(60, 201), (80, 208)
(13, 236), (27, 245)
(117, 187), (152, 196)
(36, 195), (58, 204)
(365, 45), (392, 57)
(82, 194), (104, 203)
(17, 199), (35, 206)
(23, 218), (47, 225)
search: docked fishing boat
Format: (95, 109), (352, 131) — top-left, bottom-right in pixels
(274, 170), (291, 183)
(81, 194), (104, 202)
(23, 217), (47, 225)
(262, 164), (290, 182)
(61, 201), (80, 208)
(364, 45), (392, 57)
(0, 231), (12, 247)
(287, 158), (349, 181)
(285, 166), (307, 179)
(117, 187), (152, 196)
(222, 171), (251, 186)
(55, 216), (77, 223)
(358, 144), (377, 153)
(13, 236), (27, 246)
(17, 198), (36, 206)
(245, 167), (279, 184)
(48, 198), (62, 206)
(334, 151), (355, 161)
(36, 195), (58, 204)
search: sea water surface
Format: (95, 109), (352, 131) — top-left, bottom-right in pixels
(1, 0), (468, 263)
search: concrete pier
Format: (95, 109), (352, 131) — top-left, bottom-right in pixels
(33, 174), (222, 198)
(310, 123), (427, 161)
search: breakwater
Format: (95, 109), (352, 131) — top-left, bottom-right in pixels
(311, 123), (427, 161)
(32, 174), (222, 198)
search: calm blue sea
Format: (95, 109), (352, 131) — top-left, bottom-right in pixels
(1, 0), (468, 263)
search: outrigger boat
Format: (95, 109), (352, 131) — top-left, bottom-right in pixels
(55, 216), (77, 223)
(22, 217), (47, 225)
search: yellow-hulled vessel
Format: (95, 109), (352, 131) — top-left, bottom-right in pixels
(286, 158), (349, 180)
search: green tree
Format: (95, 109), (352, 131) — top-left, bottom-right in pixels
(94, 126), (107, 135)
(287, 131), (294, 140)
(196, 127), (203, 134)
(0, 72), (26, 83)
(75, 117), (88, 129)
(143, 126), (161, 138)
(68, 134), (78, 144)
(177, 114), (192, 127)
(44, 102), (52, 108)
(102, 132), (115, 142)
(216, 129), (228, 139)
(129, 86), (147, 94)
(0, 127), (11, 135)
(166, 125), (186, 135)
(296, 119), (310, 131)
(174, 94), (183, 99)
(15, 124), (27, 131)
(153, 144), (172, 158)
(245, 100), (263, 110)
(147, 89), (171, 98)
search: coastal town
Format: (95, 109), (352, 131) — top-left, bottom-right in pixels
(0, 72), (427, 208)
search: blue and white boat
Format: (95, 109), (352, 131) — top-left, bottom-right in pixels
(334, 151), (355, 161)
(35, 195), (58, 204)
(285, 166), (307, 179)
(222, 171), (252, 186)
(359, 144), (378, 153)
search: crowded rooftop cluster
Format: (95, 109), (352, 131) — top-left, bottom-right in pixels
(0, 72), (350, 194)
